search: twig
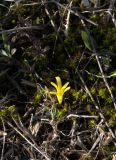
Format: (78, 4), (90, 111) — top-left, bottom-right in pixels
(85, 70), (116, 78)
(106, 10), (116, 27)
(0, 4), (9, 9)
(0, 118), (7, 160)
(107, 0), (116, 24)
(88, 132), (104, 155)
(67, 114), (98, 119)
(0, 26), (45, 35)
(64, 0), (73, 37)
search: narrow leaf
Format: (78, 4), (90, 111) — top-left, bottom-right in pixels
(2, 32), (7, 44)
(81, 31), (93, 51)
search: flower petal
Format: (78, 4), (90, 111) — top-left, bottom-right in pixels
(57, 95), (63, 104)
(62, 82), (69, 90)
(51, 82), (57, 89)
(64, 86), (70, 93)
(56, 76), (62, 89)
(49, 91), (57, 95)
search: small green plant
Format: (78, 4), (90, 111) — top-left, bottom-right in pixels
(0, 33), (16, 58)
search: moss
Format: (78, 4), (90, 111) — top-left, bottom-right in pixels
(63, 30), (80, 53)
(103, 28), (116, 52)
(98, 88), (115, 104)
(11, 4), (37, 17)
(98, 88), (108, 99)
(88, 119), (96, 129)
(0, 105), (17, 119)
(36, 55), (48, 71)
(34, 88), (45, 104)
(82, 94), (88, 101)
(102, 107), (116, 126)
(92, 27), (116, 52)
(57, 103), (70, 119)
(72, 90), (82, 99)
(45, 32), (56, 42)
(103, 145), (116, 157)
(90, 88), (96, 95)
(90, 14), (98, 22)
(35, 17), (44, 25)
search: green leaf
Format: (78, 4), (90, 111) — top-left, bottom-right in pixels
(2, 32), (7, 43)
(0, 49), (9, 57)
(81, 31), (93, 51)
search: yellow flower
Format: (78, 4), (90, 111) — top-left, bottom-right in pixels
(50, 76), (70, 104)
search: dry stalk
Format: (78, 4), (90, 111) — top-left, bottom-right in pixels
(107, 0), (116, 24)
(0, 118), (7, 160)
(67, 114), (98, 119)
(0, 26), (45, 35)
(64, 0), (73, 37)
